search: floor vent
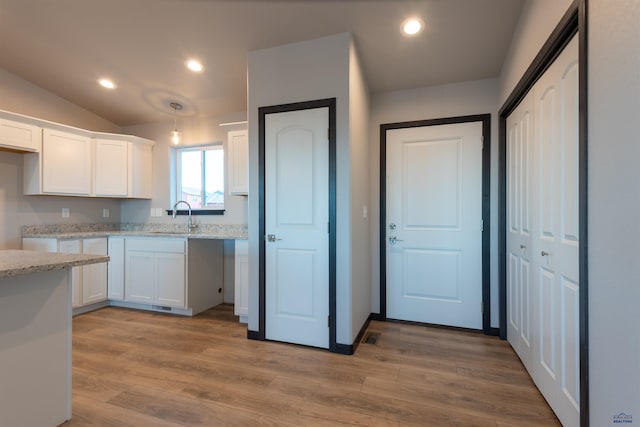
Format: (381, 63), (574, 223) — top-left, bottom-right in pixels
(363, 332), (379, 345)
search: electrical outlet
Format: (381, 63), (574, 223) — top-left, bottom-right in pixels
(102, 208), (110, 218)
(61, 208), (69, 218)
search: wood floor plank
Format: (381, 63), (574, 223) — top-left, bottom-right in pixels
(65, 305), (560, 426)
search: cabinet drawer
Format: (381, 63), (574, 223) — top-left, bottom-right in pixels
(126, 238), (186, 253)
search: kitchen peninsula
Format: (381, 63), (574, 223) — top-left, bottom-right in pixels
(0, 250), (109, 427)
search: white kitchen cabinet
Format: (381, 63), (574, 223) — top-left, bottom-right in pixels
(95, 139), (128, 197)
(125, 238), (186, 308)
(22, 237), (108, 311)
(128, 140), (153, 198)
(234, 239), (249, 323)
(227, 129), (248, 195)
(81, 238), (108, 304)
(107, 237), (125, 301)
(0, 117), (41, 152)
(41, 129), (92, 195)
(156, 252), (186, 307)
(58, 239), (82, 308)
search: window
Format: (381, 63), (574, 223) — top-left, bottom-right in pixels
(175, 145), (224, 211)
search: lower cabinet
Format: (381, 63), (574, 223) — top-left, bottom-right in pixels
(234, 240), (249, 323)
(23, 237), (108, 311)
(124, 238), (186, 308)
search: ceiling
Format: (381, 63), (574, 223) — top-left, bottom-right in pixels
(0, 0), (524, 127)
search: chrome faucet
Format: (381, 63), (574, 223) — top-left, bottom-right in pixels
(172, 200), (195, 233)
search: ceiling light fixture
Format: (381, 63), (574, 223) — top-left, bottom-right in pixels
(401, 17), (424, 37)
(98, 78), (116, 89)
(186, 59), (204, 73)
(170, 102), (183, 145)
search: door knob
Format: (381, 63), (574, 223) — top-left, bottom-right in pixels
(520, 244), (526, 249)
(541, 251), (549, 256)
(388, 236), (404, 244)
(266, 234), (282, 242)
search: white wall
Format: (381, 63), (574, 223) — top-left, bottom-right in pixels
(499, 0), (574, 104)
(0, 68), (122, 249)
(247, 33), (354, 343)
(370, 78), (500, 327)
(348, 39), (371, 341)
(588, 0), (640, 424)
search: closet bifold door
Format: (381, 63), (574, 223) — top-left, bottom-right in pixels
(506, 34), (580, 427)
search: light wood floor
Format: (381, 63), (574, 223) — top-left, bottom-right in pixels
(65, 305), (560, 426)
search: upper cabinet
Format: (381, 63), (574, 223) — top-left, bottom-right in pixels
(41, 129), (92, 195)
(128, 140), (153, 199)
(2, 109), (155, 199)
(95, 139), (128, 197)
(0, 117), (41, 153)
(227, 129), (248, 195)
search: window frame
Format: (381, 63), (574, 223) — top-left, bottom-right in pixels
(171, 143), (225, 215)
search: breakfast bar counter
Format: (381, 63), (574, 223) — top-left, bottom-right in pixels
(0, 250), (109, 427)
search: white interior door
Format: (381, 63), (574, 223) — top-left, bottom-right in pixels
(506, 35), (579, 427)
(507, 93), (535, 370)
(532, 35), (580, 427)
(265, 107), (329, 348)
(386, 122), (483, 329)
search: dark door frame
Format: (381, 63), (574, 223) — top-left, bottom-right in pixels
(256, 98), (338, 352)
(378, 114), (494, 335)
(497, 1), (588, 424)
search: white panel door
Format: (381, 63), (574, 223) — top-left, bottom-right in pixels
(386, 122), (483, 329)
(531, 35), (580, 427)
(507, 93), (535, 370)
(265, 107), (329, 348)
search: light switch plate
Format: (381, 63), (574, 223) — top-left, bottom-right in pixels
(61, 208), (69, 218)
(102, 208), (110, 218)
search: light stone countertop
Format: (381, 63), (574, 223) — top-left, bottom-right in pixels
(22, 223), (248, 240)
(0, 250), (110, 278)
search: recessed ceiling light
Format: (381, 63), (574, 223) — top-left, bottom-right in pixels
(401, 17), (424, 37)
(98, 78), (116, 89)
(186, 59), (204, 73)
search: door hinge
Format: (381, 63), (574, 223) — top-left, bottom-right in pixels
(328, 127), (330, 139)
(328, 222), (330, 233)
(481, 220), (484, 232)
(481, 301), (484, 314)
(328, 316), (330, 327)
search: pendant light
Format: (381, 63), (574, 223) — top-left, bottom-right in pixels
(170, 102), (183, 145)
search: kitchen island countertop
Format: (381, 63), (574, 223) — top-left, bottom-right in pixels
(0, 249), (109, 278)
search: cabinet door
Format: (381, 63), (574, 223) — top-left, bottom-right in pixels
(234, 240), (249, 318)
(81, 238), (108, 305)
(129, 142), (153, 198)
(42, 129), (91, 195)
(95, 139), (128, 197)
(125, 251), (155, 304)
(0, 118), (41, 152)
(58, 240), (82, 308)
(156, 252), (186, 308)
(107, 237), (125, 301)
(227, 130), (248, 195)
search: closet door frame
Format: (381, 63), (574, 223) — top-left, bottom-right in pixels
(498, 1), (588, 425)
